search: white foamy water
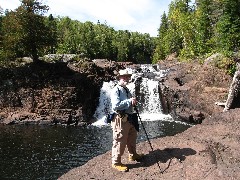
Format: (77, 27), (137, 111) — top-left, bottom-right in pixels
(138, 113), (191, 126)
(92, 65), (187, 126)
(92, 81), (116, 126)
(138, 78), (162, 114)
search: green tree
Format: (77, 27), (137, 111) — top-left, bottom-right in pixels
(44, 14), (58, 54)
(215, 0), (240, 53)
(194, 0), (213, 55)
(112, 30), (130, 61)
(17, 0), (50, 62)
(153, 12), (168, 63)
(171, 0), (196, 59)
(93, 21), (115, 59)
(128, 32), (154, 64)
(1, 10), (23, 60)
(2, 0), (52, 62)
(0, 7), (3, 42)
(81, 21), (97, 59)
(164, 0), (187, 57)
(56, 17), (84, 54)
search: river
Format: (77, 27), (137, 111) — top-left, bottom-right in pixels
(0, 118), (190, 179)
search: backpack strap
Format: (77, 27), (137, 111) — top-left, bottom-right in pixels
(118, 85), (130, 97)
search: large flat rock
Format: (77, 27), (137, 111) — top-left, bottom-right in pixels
(59, 108), (240, 179)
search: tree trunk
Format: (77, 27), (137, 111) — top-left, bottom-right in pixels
(224, 63), (240, 111)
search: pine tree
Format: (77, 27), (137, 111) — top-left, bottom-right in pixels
(44, 14), (58, 54)
(153, 12), (168, 63)
(18, 0), (50, 62)
(215, 0), (240, 53)
(194, 0), (213, 55)
(1, 10), (23, 60)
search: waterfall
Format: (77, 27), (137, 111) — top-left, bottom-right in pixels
(92, 65), (172, 126)
(137, 78), (163, 113)
(92, 81), (117, 125)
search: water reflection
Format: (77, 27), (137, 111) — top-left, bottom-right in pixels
(0, 120), (190, 179)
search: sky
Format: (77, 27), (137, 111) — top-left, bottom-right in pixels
(1, 0), (172, 37)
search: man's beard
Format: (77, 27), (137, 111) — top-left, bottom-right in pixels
(122, 81), (128, 86)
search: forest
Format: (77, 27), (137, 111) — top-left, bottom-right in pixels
(0, 0), (239, 73)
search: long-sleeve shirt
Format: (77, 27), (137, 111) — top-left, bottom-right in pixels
(111, 84), (134, 114)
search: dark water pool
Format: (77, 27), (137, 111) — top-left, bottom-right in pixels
(0, 120), (191, 179)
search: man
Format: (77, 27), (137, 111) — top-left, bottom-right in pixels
(110, 69), (143, 172)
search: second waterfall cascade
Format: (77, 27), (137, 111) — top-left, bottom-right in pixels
(92, 65), (174, 126)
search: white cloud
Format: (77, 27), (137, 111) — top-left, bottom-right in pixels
(1, 0), (172, 36)
(1, 0), (21, 10)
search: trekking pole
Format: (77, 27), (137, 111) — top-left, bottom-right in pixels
(134, 106), (163, 174)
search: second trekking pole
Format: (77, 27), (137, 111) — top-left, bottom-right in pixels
(134, 106), (163, 174)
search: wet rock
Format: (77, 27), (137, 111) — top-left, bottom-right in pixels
(158, 60), (232, 123)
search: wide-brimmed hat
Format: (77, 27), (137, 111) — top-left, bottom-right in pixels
(116, 69), (132, 79)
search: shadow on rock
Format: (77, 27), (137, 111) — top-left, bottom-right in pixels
(159, 148), (197, 173)
(160, 147), (197, 162)
(127, 147), (196, 171)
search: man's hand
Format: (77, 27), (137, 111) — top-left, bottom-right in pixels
(131, 97), (137, 106)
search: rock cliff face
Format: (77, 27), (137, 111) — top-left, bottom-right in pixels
(159, 60), (232, 123)
(0, 60), (123, 125)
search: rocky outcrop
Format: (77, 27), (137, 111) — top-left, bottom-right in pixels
(159, 60), (232, 123)
(0, 58), (233, 126)
(0, 60), (123, 125)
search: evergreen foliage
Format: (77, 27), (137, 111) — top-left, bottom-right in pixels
(214, 0), (240, 53)
(154, 0), (239, 62)
(0, 0), (239, 68)
(152, 12), (168, 63)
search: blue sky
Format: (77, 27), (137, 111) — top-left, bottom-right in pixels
(1, 0), (172, 37)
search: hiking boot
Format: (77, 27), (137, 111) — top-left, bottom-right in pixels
(129, 153), (144, 161)
(112, 163), (128, 172)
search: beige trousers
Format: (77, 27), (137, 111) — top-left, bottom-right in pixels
(111, 114), (137, 164)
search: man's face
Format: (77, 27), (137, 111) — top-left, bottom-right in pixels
(119, 75), (131, 86)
